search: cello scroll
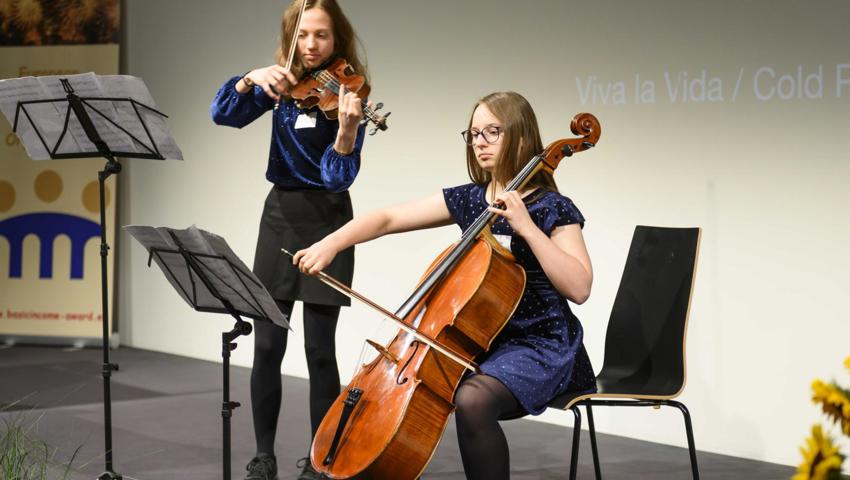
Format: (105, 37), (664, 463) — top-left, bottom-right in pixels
(538, 112), (601, 174)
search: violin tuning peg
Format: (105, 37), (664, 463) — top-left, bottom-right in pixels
(374, 102), (384, 111)
(375, 112), (391, 131)
(368, 126), (378, 136)
(359, 118), (369, 126)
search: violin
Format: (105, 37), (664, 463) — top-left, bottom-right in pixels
(290, 57), (390, 136)
(277, 0), (390, 135)
(302, 113), (601, 479)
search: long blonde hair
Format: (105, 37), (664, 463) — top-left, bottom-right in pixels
(465, 92), (557, 192)
(274, 0), (369, 93)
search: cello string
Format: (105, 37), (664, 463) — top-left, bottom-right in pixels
(458, 153), (544, 239)
(280, 248), (479, 373)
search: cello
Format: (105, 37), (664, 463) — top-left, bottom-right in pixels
(305, 113), (601, 479)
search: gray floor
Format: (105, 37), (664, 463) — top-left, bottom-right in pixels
(0, 345), (793, 479)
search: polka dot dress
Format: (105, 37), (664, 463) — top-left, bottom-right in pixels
(443, 183), (596, 415)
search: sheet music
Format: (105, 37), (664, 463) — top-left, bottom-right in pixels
(125, 225), (288, 328)
(91, 75), (152, 155)
(122, 224), (192, 303)
(95, 75), (182, 159)
(137, 107), (184, 160)
(0, 73), (183, 161)
(38, 73), (120, 154)
(173, 227), (270, 319)
(197, 229), (282, 326)
(0, 76), (70, 159)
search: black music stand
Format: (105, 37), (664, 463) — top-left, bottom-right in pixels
(0, 72), (182, 480)
(125, 225), (289, 480)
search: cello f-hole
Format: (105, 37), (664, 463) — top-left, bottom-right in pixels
(396, 340), (421, 385)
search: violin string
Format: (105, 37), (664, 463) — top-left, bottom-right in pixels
(319, 69), (382, 122)
(314, 70), (380, 123)
(316, 69), (367, 113)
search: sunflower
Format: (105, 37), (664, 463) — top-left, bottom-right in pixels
(844, 356), (850, 374)
(812, 379), (850, 436)
(793, 424), (844, 480)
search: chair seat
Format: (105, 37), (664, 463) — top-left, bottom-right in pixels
(548, 388), (592, 410)
(548, 372), (685, 411)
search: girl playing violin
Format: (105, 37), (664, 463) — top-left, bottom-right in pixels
(293, 91), (597, 479)
(210, 1), (368, 479)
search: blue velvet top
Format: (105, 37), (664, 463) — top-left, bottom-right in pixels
(210, 75), (366, 192)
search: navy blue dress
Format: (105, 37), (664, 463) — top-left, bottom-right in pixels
(443, 183), (596, 415)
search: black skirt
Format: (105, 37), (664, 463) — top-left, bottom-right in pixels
(252, 186), (354, 306)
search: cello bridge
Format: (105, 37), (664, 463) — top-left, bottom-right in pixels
(366, 339), (399, 364)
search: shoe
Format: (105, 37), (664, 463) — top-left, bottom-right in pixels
(296, 456), (325, 480)
(245, 454), (278, 480)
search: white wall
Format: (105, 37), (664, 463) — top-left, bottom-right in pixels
(120, 0), (850, 469)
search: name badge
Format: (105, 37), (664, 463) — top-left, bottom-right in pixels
(493, 234), (512, 252)
(294, 112), (318, 129)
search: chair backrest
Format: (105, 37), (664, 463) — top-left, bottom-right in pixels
(595, 226), (701, 398)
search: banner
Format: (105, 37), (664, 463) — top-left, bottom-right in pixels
(0, 0), (120, 344)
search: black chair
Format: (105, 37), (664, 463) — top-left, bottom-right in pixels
(551, 225), (701, 480)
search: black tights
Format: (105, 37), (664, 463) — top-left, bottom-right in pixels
(454, 374), (524, 480)
(250, 300), (341, 456)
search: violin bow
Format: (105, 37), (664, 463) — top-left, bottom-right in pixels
(274, 0), (308, 111)
(281, 248), (481, 374)
(285, 0), (307, 71)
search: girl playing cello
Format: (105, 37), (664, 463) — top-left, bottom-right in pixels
(294, 91), (597, 479)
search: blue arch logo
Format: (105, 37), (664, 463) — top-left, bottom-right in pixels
(0, 212), (101, 279)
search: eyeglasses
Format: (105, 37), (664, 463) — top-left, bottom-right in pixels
(460, 125), (502, 145)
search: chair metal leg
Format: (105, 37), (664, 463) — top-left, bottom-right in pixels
(667, 400), (700, 480)
(569, 405), (582, 480)
(585, 403), (602, 480)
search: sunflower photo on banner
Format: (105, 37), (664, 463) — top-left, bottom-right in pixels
(0, 0), (121, 345)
